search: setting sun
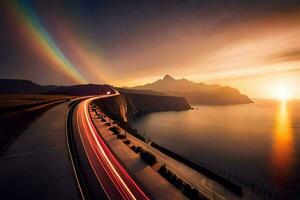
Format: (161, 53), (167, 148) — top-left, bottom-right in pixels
(276, 86), (291, 100)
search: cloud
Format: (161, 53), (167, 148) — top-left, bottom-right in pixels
(270, 49), (300, 63)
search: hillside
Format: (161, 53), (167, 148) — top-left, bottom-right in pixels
(0, 79), (58, 94)
(0, 79), (115, 96)
(47, 84), (113, 96)
(0, 78), (252, 105)
(130, 75), (253, 105)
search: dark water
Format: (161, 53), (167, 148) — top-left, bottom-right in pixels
(130, 99), (300, 199)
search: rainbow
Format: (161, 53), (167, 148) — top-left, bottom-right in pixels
(11, 0), (87, 84)
(52, 19), (112, 84)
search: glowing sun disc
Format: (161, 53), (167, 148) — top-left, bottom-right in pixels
(276, 86), (291, 100)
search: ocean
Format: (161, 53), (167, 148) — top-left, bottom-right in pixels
(130, 99), (300, 199)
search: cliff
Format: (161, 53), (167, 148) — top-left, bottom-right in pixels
(93, 93), (191, 123)
(124, 93), (190, 116)
(94, 94), (129, 122)
(116, 87), (166, 96)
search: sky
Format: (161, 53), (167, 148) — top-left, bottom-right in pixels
(1, 0), (300, 98)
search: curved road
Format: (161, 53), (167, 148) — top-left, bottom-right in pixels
(72, 93), (149, 200)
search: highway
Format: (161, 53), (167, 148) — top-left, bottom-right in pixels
(71, 92), (149, 200)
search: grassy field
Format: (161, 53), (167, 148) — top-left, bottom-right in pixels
(0, 94), (77, 154)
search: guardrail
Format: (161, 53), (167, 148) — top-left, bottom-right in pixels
(151, 142), (243, 196)
(151, 142), (284, 200)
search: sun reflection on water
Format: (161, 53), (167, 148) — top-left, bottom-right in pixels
(271, 100), (295, 186)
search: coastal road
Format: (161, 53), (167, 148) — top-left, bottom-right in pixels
(71, 93), (150, 200)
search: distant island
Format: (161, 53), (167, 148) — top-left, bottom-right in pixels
(128, 75), (253, 105)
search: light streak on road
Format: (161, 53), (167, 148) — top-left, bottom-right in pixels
(74, 93), (149, 200)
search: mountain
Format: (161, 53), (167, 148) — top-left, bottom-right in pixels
(130, 75), (253, 105)
(0, 78), (252, 105)
(0, 79), (58, 94)
(134, 74), (221, 92)
(47, 84), (113, 96)
(0, 79), (113, 96)
(116, 87), (166, 96)
(0, 79), (165, 97)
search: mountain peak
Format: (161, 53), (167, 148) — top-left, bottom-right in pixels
(163, 74), (175, 81)
(130, 75), (252, 105)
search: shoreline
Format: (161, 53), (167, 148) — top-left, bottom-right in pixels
(150, 142), (243, 196)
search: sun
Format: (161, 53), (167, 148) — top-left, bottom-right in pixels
(276, 86), (291, 100)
